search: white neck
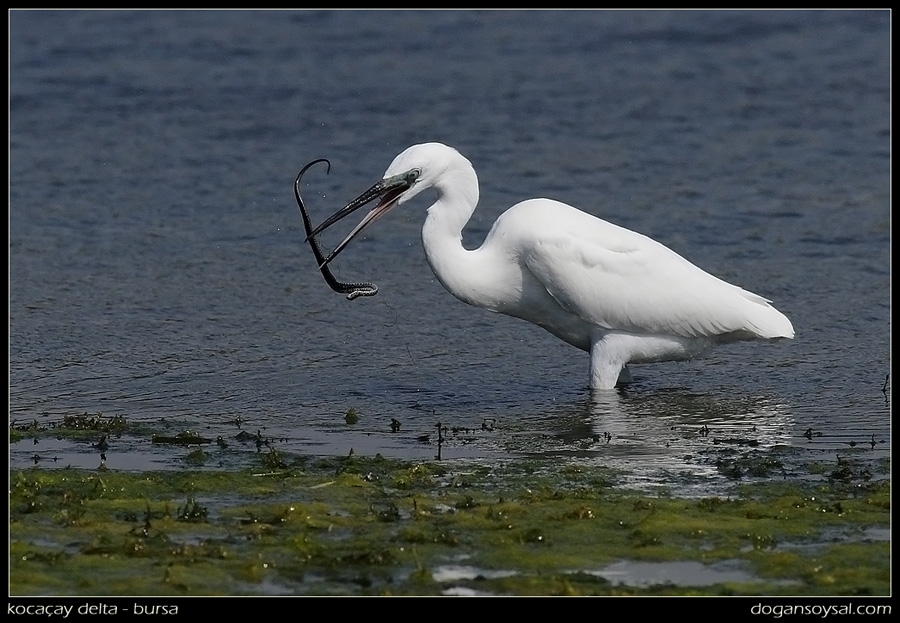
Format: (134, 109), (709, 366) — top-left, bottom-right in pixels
(420, 164), (510, 311)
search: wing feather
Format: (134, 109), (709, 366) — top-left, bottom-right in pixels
(496, 200), (793, 339)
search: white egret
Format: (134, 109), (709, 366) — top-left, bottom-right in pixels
(306, 142), (794, 390)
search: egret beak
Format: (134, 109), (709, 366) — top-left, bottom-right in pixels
(308, 169), (418, 268)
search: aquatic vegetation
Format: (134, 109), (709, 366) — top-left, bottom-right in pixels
(9, 450), (889, 596)
(10, 412), (128, 444)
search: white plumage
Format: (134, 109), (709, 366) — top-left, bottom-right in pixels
(313, 142), (794, 389)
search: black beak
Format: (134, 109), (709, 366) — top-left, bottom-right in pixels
(307, 170), (416, 267)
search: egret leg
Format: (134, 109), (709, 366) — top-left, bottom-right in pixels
(590, 332), (714, 389)
(589, 334), (627, 390)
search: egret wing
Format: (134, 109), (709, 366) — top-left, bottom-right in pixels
(506, 201), (791, 339)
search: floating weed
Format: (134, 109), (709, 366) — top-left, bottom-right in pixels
(828, 456), (873, 482)
(184, 449), (209, 465)
(152, 431), (211, 446)
(260, 448), (289, 470)
(60, 412), (128, 433)
(391, 463), (440, 489)
(175, 498), (209, 523)
(10, 412), (128, 444)
(715, 450), (785, 479)
(9, 454), (890, 596)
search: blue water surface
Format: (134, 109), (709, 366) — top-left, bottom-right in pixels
(9, 10), (890, 492)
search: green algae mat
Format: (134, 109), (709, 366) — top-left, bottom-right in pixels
(9, 447), (889, 596)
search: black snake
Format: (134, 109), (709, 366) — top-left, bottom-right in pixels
(293, 159), (378, 300)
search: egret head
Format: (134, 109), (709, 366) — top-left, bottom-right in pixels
(306, 143), (467, 267)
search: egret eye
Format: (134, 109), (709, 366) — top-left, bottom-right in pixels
(406, 168), (420, 184)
